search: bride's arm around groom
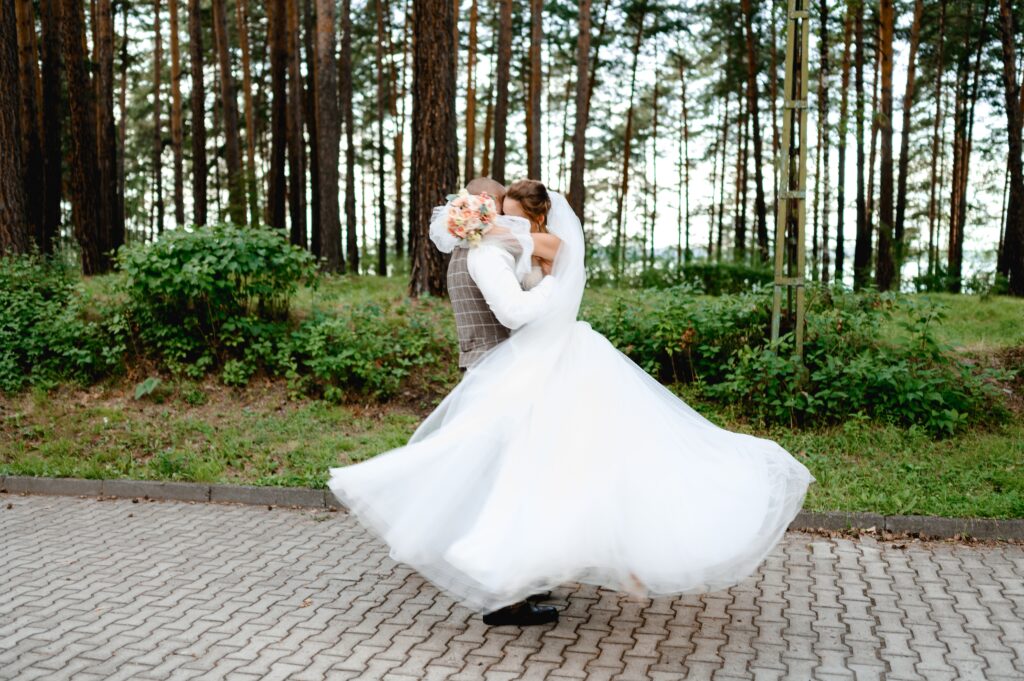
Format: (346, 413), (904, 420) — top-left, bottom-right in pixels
(467, 244), (556, 331)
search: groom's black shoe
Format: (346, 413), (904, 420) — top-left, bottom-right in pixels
(482, 600), (558, 626)
(526, 590), (553, 602)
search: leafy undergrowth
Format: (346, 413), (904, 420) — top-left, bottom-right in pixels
(1, 378), (1021, 519)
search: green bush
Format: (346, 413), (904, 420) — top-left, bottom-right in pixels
(582, 284), (771, 382)
(116, 223), (315, 370)
(584, 283), (1009, 435)
(288, 302), (451, 399)
(0, 254), (121, 392)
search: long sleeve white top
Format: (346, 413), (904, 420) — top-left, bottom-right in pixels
(467, 244), (555, 330)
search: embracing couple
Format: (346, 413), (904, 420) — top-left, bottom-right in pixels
(328, 178), (814, 627)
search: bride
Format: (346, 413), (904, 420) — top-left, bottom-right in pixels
(328, 180), (815, 624)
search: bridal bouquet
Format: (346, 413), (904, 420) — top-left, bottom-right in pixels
(445, 189), (498, 246)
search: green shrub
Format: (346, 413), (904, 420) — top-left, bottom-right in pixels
(288, 302), (451, 399)
(0, 254), (121, 392)
(582, 284), (771, 383)
(116, 223), (315, 369)
(584, 282), (1008, 435)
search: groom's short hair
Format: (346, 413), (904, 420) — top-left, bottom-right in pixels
(466, 177), (506, 210)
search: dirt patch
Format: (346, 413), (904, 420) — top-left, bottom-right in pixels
(981, 345), (1024, 416)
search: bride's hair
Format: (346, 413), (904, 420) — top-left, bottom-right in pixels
(505, 180), (551, 234)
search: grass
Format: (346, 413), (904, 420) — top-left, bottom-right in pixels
(875, 291), (1024, 353)
(1, 375), (1021, 519)
(0, 380), (420, 489)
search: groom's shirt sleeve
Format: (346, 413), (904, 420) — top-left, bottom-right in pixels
(467, 246), (555, 330)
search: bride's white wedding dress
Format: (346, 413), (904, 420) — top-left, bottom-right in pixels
(328, 192), (815, 613)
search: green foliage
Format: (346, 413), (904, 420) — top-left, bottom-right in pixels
(675, 261), (775, 296)
(134, 377), (163, 400)
(288, 302), (448, 399)
(584, 283), (1011, 435)
(116, 223), (316, 369)
(0, 240), (1014, 434)
(0, 254), (122, 392)
(585, 250), (774, 295)
(581, 284), (772, 383)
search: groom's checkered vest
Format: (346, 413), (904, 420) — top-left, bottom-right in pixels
(447, 247), (510, 369)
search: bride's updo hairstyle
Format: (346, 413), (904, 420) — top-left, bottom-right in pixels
(504, 180), (552, 234)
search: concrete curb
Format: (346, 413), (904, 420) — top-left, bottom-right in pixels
(2, 474), (1023, 540)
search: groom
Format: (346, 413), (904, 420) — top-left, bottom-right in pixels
(440, 176), (560, 627)
(446, 177), (556, 371)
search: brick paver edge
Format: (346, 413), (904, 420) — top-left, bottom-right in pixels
(2, 474), (1022, 540)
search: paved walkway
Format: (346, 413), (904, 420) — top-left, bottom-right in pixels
(1, 494), (1022, 681)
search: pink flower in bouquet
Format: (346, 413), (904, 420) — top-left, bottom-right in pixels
(446, 190), (498, 246)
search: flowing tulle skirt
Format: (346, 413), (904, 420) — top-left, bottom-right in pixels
(328, 320), (815, 613)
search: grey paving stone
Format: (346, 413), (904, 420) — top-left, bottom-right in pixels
(1, 495), (1022, 680)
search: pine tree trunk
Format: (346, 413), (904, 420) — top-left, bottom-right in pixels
(464, 0), (478, 181)
(556, 76), (570, 187)
(118, 2), (128, 240)
(740, 0), (768, 262)
(61, 0), (108, 271)
(835, 0), (853, 282)
(612, 8), (646, 280)
(394, 0), (410, 258)
(813, 65), (824, 279)
(315, 0), (343, 272)
(409, 0), (457, 297)
(168, 0), (185, 227)
(866, 27), (880, 270)
(741, 104), (749, 261)
(852, 1), (870, 289)
(187, 0), (207, 226)
(817, 0), (831, 282)
(526, 0), (542, 179)
(876, 0), (895, 291)
(998, 0), (1024, 295)
(568, 0), (591, 222)
(303, 0), (320, 251)
(769, 0), (779, 214)
(212, 0), (246, 225)
(341, 0), (358, 271)
(707, 100), (720, 260)
(585, 0), (610, 125)
(374, 0), (388, 274)
(268, 0), (288, 230)
(948, 0), (990, 292)
(491, 0), (511, 184)
(13, 0), (43, 247)
(481, 77), (493, 176)
(927, 0), (947, 281)
(97, 0), (122, 249)
(237, 0), (260, 225)
(153, 0), (164, 235)
(0, 0), (30, 254)
(893, 0), (923, 285)
(286, 0), (307, 247)
(948, 25), (969, 291)
(39, 0), (61, 251)
(650, 80), (659, 267)
(679, 57), (691, 265)
(717, 95), (730, 262)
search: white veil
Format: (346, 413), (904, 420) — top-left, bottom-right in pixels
(524, 190), (586, 329)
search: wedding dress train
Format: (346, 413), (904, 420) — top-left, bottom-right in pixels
(328, 192), (815, 613)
